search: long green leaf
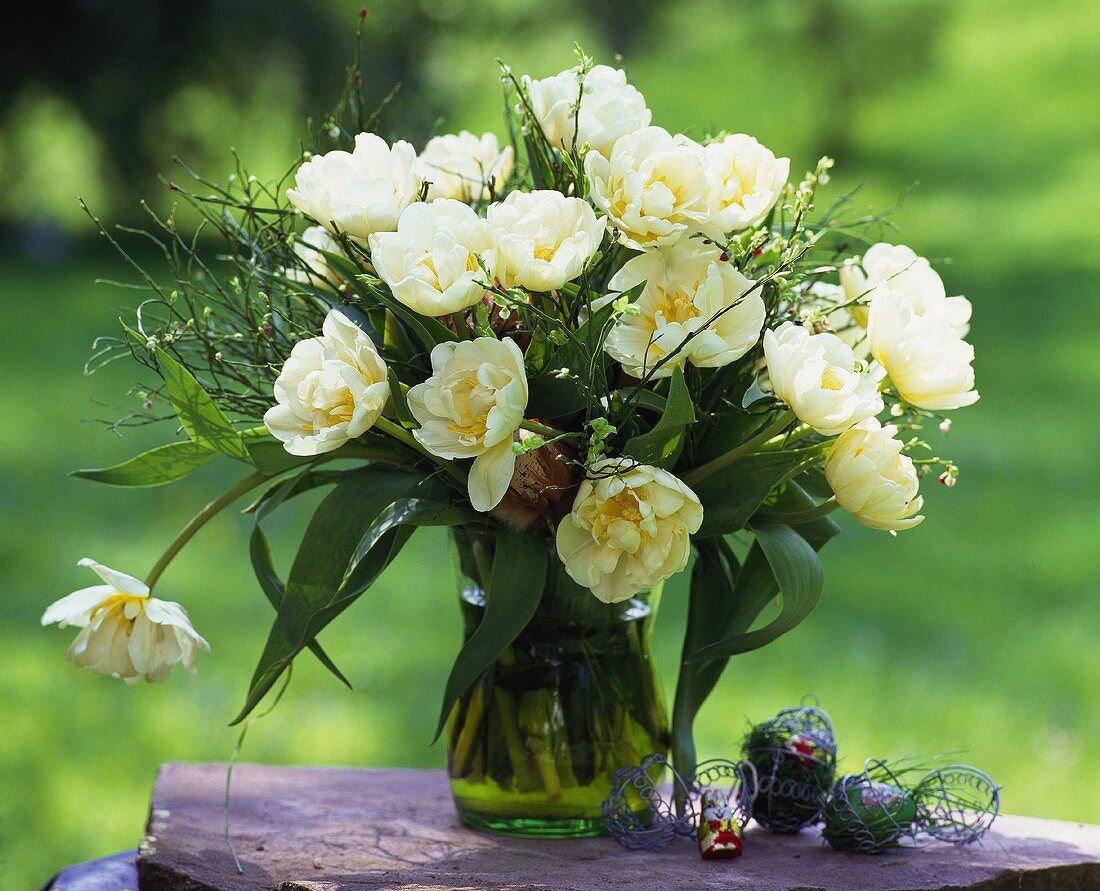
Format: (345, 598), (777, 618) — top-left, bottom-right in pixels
(248, 526), (350, 688)
(71, 439), (215, 487)
(244, 468), (344, 522)
(386, 368), (419, 429)
(672, 481), (839, 776)
(623, 366), (695, 466)
(693, 445), (824, 537)
(432, 529), (548, 740)
(232, 467), (431, 723)
(156, 349), (251, 462)
(671, 539), (740, 779)
(693, 523), (824, 661)
(244, 439), (318, 476)
(359, 277), (455, 354)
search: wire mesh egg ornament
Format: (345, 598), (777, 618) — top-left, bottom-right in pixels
(821, 760), (919, 853)
(913, 764), (1001, 845)
(601, 753), (696, 851)
(742, 701), (837, 832)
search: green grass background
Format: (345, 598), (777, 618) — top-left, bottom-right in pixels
(1, 0), (1098, 884)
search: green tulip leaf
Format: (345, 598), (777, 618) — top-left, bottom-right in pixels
(71, 439), (216, 487)
(432, 529), (548, 741)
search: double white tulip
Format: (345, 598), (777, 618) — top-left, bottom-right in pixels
(867, 285), (979, 410)
(585, 126), (710, 250)
(603, 243), (765, 378)
(286, 133), (420, 242)
(418, 131), (514, 203)
(42, 559), (209, 683)
(523, 64), (651, 157)
(825, 419), (925, 532)
(557, 460), (703, 604)
(486, 189), (605, 292)
(282, 225), (346, 291)
(703, 134), (790, 234)
(369, 198), (494, 317)
(408, 337), (529, 513)
(264, 310), (389, 456)
(764, 321), (884, 436)
(841, 243), (972, 335)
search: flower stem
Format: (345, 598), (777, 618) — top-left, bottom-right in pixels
(145, 471), (269, 591)
(521, 419), (569, 440)
(682, 410), (797, 486)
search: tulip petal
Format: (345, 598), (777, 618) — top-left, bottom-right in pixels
(469, 440), (517, 513)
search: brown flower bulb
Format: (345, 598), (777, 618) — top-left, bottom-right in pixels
(491, 430), (576, 533)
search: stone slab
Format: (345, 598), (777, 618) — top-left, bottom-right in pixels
(137, 763), (1100, 891)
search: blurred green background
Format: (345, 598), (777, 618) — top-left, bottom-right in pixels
(2, 0), (1098, 884)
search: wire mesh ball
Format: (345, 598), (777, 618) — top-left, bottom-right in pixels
(821, 761), (918, 853)
(742, 701), (837, 833)
(601, 753), (695, 851)
(914, 764), (1001, 845)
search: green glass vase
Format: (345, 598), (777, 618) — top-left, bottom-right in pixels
(446, 528), (669, 838)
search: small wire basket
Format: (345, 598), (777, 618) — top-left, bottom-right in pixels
(602, 754), (758, 851)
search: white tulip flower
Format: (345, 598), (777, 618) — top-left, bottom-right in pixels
(286, 133), (420, 242)
(42, 559), (209, 683)
(805, 281), (870, 356)
(841, 243), (971, 335)
(557, 460), (703, 604)
(281, 226), (347, 291)
(264, 310), (389, 456)
(486, 189), (606, 292)
(417, 131), (515, 203)
(703, 134), (790, 234)
(585, 126), (710, 250)
(368, 199), (493, 317)
(523, 64), (651, 157)
(604, 243), (765, 378)
(763, 321), (885, 436)
(825, 418), (925, 531)
(867, 285), (979, 411)
(407, 337), (529, 513)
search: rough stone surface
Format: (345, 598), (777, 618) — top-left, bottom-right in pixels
(134, 763), (1100, 891)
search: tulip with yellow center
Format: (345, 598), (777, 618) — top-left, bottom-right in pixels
(42, 559), (209, 683)
(407, 336), (529, 512)
(522, 64), (651, 158)
(264, 310), (390, 456)
(485, 189), (605, 292)
(286, 133), (420, 242)
(556, 459), (703, 603)
(368, 198), (494, 317)
(585, 126), (710, 250)
(825, 419), (925, 532)
(417, 131), (514, 203)
(867, 285), (979, 411)
(763, 321), (884, 436)
(703, 134), (790, 234)
(841, 243), (971, 335)
(603, 243), (766, 379)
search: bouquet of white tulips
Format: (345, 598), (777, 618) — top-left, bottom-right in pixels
(49, 41), (977, 800)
